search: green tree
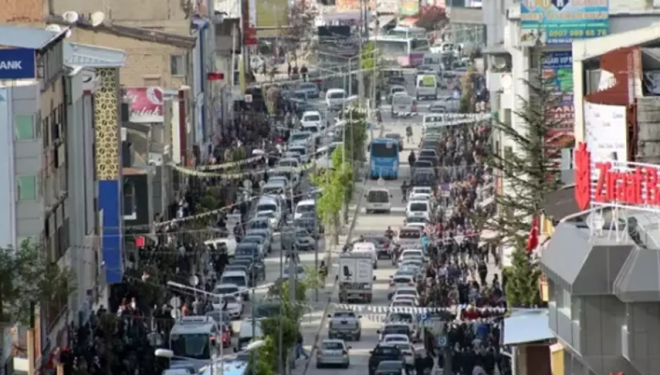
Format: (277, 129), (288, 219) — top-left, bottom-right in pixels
(505, 240), (542, 307)
(0, 239), (75, 325)
(344, 106), (368, 165)
(260, 315), (299, 365)
(246, 336), (278, 375)
(311, 146), (353, 244)
(459, 66), (477, 113)
(478, 64), (568, 306)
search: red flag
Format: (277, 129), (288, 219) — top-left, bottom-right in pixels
(526, 216), (539, 254)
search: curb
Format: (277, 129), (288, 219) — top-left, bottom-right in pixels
(301, 171), (367, 375)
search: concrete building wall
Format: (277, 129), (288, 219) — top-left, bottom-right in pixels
(67, 29), (188, 88)
(51, 0), (192, 35)
(0, 86), (18, 249)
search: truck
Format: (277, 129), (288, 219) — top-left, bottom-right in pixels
(338, 253), (374, 303)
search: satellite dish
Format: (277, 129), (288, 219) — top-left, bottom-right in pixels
(91, 11), (105, 27)
(189, 275), (200, 286)
(492, 56), (507, 70)
(62, 11), (80, 24)
(45, 24), (62, 33)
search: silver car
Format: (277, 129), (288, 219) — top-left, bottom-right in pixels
(316, 339), (351, 368)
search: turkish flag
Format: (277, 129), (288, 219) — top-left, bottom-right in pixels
(526, 216), (539, 254)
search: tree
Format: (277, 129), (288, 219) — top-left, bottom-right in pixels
(343, 107), (368, 165)
(415, 5), (448, 31)
(478, 62), (566, 306)
(459, 66), (477, 113)
(246, 336), (278, 375)
(504, 240), (541, 307)
(0, 239), (74, 325)
(280, 2), (318, 64)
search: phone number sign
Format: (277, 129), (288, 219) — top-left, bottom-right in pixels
(520, 0), (609, 45)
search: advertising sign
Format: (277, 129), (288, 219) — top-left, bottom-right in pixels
(124, 87), (164, 123)
(543, 51), (574, 129)
(400, 0), (420, 15)
(584, 102), (627, 167)
(242, 0), (257, 45)
(0, 48), (36, 80)
(520, 0), (609, 45)
(574, 142), (660, 211)
(336, 0), (403, 13)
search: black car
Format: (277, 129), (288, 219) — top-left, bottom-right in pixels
(363, 236), (393, 259)
(368, 344), (403, 375)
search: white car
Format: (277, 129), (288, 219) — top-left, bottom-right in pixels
(255, 211), (280, 231)
(212, 294), (243, 319)
(213, 283), (242, 299)
(384, 313), (419, 342)
(278, 157), (300, 169)
(411, 186), (432, 196)
(220, 271), (249, 299)
(399, 258), (423, 270)
(388, 274), (416, 299)
(382, 333), (411, 344)
(392, 287), (420, 302)
(301, 111), (323, 128)
(399, 249), (426, 263)
(390, 299), (416, 308)
(406, 201), (431, 221)
(392, 295), (418, 306)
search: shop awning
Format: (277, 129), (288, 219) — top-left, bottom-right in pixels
(542, 185), (580, 221)
(503, 309), (554, 346)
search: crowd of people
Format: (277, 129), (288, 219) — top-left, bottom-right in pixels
(396, 119), (511, 375)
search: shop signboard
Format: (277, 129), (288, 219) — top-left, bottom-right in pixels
(0, 48), (36, 80)
(520, 0), (609, 45)
(400, 0), (420, 16)
(543, 51), (574, 128)
(124, 87), (164, 123)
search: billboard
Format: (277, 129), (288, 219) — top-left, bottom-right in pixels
(400, 0), (420, 15)
(543, 51), (573, 129)
(584, 102), (627, 167)
(520, 0), (608, 45)
(256, 0), (288, 28)
(124, 87), (164, 123)
(336, 0), (403, 13)
(0, 48), (36, 80)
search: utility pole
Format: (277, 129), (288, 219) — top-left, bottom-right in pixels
(278, 231), (284, 375)
(289, 255), (297, 369)
(312, 139), (319, 303)
(206, 0), (217, 155)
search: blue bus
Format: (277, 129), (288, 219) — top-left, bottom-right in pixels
(369, 138), (400, 179)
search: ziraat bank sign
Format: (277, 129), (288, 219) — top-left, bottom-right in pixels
(0, 48), (36, 80)
(575, 142), (660, 211)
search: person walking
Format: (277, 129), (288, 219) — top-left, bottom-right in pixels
(295, 331), (309, 360)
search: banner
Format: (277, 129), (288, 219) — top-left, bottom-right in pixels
(0, 48), (36, 80)
(400, 0), (420, 16)
(520, 0), (608, 44)
(584, 102), (627, 166)
(123, 87), (164, 123)
(543, 51), (574, 129)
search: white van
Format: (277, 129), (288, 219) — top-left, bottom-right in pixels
(416, 74), (437, 100)
(365, 188), (392, 214)
(295, 199), (316, 220)
(238, 319), (263, 350)
(301, 111), (323, 128)
(326, 88), (346, 110)
(352, 242), (379, 269)
(406, 200), (431, 221)
(204, 237), (237, 257)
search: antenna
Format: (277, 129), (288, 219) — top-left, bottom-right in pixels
(91, 11), (105, 27)
(45, 24), (62, 33)
(62, 11), (80, 24)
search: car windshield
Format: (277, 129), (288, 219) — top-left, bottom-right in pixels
(368, 190), (389, 202)
(393, 277), (413, 284)
(391, 87), (405, 94)
(328, 91), (345, 99)
(243, 237), (262, 244)
(322, 342), (344, 350)
(410, 203), (428, 211)
(215, 286), (239, 295)
(393, 95), (413, 105)
(279, 160), (297, 167)
(170, 334), (210, 360)
(297, 204), (315, 213)
(304, 126), (319, 133)
(371, 142), (398, 158)
(333, 312), (356, 319)
(385, 134), (400, 140)
(290, 133), (310, 142)
(389, 313), (414, 322)
(396, 289), (416, 296)
(399, 229), (421, 238)
(257, 203), (278, 213)
(384, 326), (410, 335)
(394, 343), (412, 352)
(221, 275), (246, 286)
(304, 114), (321, 122)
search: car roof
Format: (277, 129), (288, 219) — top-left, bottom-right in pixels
(297, 199), (315, 206)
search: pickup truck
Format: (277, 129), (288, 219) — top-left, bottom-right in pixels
(327, 311), (362, 341)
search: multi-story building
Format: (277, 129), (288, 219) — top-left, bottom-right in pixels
(0, 24), (127, 366)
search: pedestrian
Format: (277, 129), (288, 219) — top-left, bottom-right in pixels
(295, 332), (309, 360)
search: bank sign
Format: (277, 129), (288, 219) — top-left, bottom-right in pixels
(0, 49), (36, 80)
(520, 0), (609, 45)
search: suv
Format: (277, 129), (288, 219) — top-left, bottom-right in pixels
(328, 311), (362, 341)
(368, 344), (403, 375)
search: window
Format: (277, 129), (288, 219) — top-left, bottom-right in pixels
(15, 115), (35, 140)
(123, 182), (136, 220)
(17, 176), (37, 200)
(170, 55), (185, 76)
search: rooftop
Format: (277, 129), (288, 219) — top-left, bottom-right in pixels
(64, 42), (127, 68)
(45, 15), (196, 50)
(0, 25), (66, 50)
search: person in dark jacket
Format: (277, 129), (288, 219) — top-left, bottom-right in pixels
(414, 354), (426, 375)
